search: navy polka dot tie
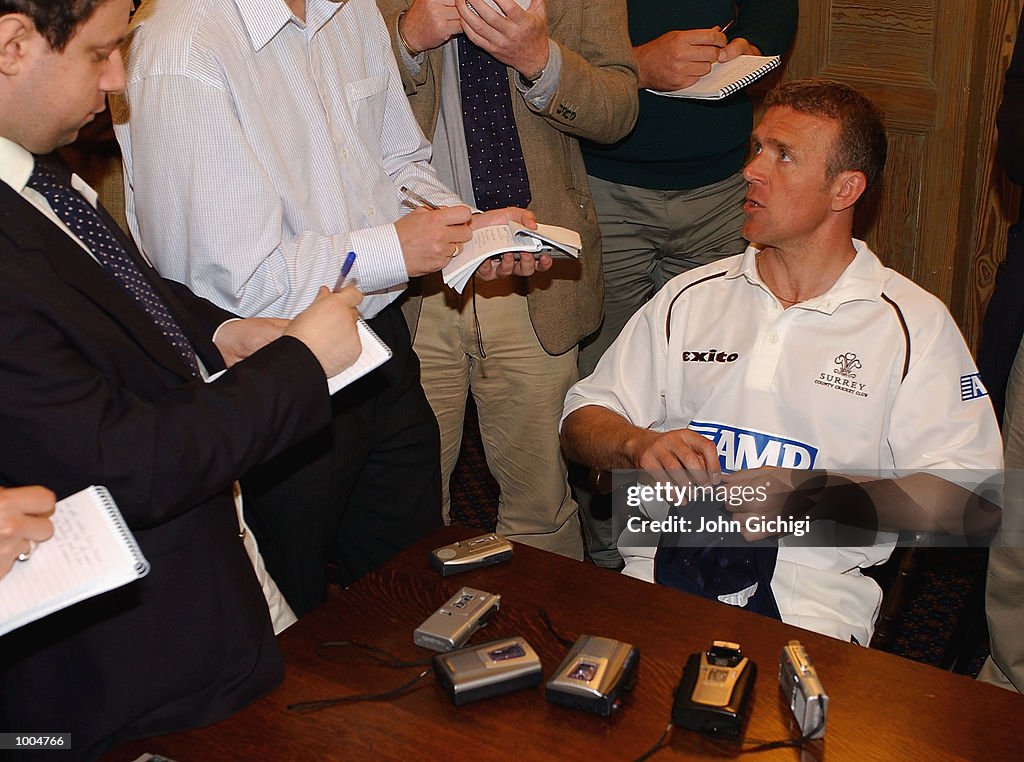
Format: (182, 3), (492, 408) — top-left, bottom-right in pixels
(29, 161), (201, 378)
(457, 36), (531, 211)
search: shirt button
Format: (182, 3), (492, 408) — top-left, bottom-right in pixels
(769, 334), (779, 344)
(367, 206), (375, 216)
(341, 148), (349, 159)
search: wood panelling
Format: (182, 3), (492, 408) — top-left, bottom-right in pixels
(780, 0), (1022, 349)
(962, 0), (1023, 349)
(827, 2), (936, 79)
(861, 131), (926, 278)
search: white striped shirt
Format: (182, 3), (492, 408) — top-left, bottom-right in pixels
(114, 0), (462, 319)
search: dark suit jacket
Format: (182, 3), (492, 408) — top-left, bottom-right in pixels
(378, 0), (638, 355)
(978, 9), (1024, 421)
(0, 163), (332, 760)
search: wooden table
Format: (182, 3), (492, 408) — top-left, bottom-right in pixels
(107, 527), (1024, 760)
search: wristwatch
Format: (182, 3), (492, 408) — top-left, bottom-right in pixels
(519, 66), (545, 88)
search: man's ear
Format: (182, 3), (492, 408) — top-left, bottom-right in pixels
(0, 14), (37, 76)
(830, 170), (867, 213)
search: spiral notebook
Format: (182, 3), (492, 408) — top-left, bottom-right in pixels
(0, 485), (149, 636)
(649, 54), (781, 100)
(326, 319), (392, 394)
(206, 320), (391, 395)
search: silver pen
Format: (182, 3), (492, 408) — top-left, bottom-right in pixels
(399, 185), (441, 210)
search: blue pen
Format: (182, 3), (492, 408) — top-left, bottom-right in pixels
(335, 251), (357, 291)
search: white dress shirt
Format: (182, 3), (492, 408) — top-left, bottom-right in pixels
(0, 137), (108, 262)
(114, 0), (463, 319)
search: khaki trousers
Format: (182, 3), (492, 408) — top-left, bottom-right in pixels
(413, 274), (583, 559)
(981, 334), (1024, 692)
(575, 172), (748, 566)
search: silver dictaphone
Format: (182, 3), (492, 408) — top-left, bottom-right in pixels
(545, 635), (639, 716)
(432, 636), (542, 705)
(779, 640), (827, 738)
(413, 587), (500, 652)
(429, 534), (513, 576)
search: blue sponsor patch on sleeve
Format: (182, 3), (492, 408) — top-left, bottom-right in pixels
(960, 373), (989, 401)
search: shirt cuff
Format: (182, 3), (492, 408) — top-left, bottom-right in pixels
(347, 223), (409, 295)
(396, 14), (425, 76)
(211, 318), (243, 347)
(515, 40), (561, 110)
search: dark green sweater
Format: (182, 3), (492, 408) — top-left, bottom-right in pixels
(583, 0), (797, 190)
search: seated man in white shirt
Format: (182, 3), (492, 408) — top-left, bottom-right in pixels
(560, 78), (1003, 645)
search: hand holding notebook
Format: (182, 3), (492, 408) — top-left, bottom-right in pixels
(648, 54), (781, 100)
(443, 222), (582, 293)
(0, 486), (149, 636)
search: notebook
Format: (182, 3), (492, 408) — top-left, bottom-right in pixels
(326, 319), (392, 394)
(206, 320), (392, 395)
(648, 55), (781, 100)
(0, 485), (149, 636)
(443, 222), (582, 293)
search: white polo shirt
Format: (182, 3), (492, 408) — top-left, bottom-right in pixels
(563, 240), (1003, 643)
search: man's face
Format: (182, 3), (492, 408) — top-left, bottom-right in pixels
(741, 106), (844, 250)
(14, 0), (129, 153)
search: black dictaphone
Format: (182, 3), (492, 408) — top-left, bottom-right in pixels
(671, 641), (756, 738)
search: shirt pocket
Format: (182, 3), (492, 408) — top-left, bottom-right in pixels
(345, 74), (388, 136)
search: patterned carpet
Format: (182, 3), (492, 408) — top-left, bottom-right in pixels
(449, 398), (991, 676)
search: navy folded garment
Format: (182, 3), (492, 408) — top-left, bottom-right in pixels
(653, 500), (781, 620)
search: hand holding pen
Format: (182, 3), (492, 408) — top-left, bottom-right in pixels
(395, 185), (474, 276)
(635, 25), (730, 91)
(334, 250), (358, 291)
(395, 186), (551, 281)
(714, 19), (764, 63)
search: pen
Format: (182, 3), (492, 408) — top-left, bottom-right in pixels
(335, 250), (357, 291)
(399, 185), (441, 211)
(719, 19), (735, 34)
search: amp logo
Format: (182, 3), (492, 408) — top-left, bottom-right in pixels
(960, 373), (988, 402)
(689, 421), (818, 472)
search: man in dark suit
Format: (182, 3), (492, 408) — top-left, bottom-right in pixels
(0, 0), (364, 757)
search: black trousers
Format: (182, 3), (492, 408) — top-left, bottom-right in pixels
(242, 303), (442, 616)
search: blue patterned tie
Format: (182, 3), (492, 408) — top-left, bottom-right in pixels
(29, 161), (201, 377)
(457, 36), (531, 211)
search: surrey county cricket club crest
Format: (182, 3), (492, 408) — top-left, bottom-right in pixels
(814, 352), (870, 397)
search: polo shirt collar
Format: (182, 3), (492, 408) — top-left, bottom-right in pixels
(727, 239), (884, 315)
(0, 137), (34, 195)
(234, 0), (343, 50)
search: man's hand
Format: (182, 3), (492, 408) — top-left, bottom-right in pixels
(283, 286), (363, 377)
(635, 28), (727, 91)
(214, 317), (290, 368)
(475, 251), (552, 279)
(395, 205), (474, 277)
(717, 37), (762, 63)
(458, 0), (549, 81)
(628, 428), (722, 487)
(0, 486), (56, 580)
(400, 0), (462, 54)
(470, 205), (537, 231)
(721, 466), (809, 540)
(470, 206), (553, 279)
